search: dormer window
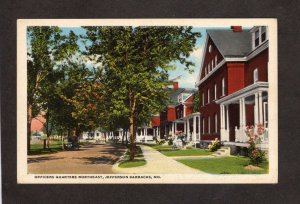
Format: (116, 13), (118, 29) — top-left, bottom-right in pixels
(252, 26), (268, 49)
(261, 26), (266, 42)
(255, 30), (259, 47)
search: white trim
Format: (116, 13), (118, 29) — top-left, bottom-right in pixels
(216, 82), (269, 105)
(196, 34), (209, 83)
(196, 59), (226, 87)
(247, 41), (269, 61)
(182, 93), (194, 103)
(196, 32), (268, 87)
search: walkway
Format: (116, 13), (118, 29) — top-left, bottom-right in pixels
(28, 144), (126, 174)
(112, 145), (205, 174)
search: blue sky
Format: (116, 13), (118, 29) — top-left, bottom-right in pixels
(60, 27), (231, 89)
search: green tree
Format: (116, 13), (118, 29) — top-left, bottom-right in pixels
(27, 27), (79, 153)
(193, 92), (200, 113)
(84, 26), (200, 160)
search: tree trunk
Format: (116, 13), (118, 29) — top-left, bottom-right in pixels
(61, 134), (64, 150)
(122, 129), (125, 144)
(43, 139), (47, 149)
(27, 104), (32, 154)
(125, 129), (128, 146)
(129, 114), (135, 161)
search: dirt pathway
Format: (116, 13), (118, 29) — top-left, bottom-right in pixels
(28, 144), (126, 174)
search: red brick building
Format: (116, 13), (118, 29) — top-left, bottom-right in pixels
(196, 26), (269, 149)
(159, 82), (198, 140)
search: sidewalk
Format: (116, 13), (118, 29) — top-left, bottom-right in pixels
(112, 145), (205, 174)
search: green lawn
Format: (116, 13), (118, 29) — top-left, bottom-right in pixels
(118, 159), (146, 168)
(160, 149), (213, 157)
(178, 156), (269, 174)
(29, 140), (64, 155)
(119, 145), (147, 168)
(146, 144), (213, 157)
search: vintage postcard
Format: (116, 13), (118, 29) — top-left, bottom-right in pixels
(17, 19), (278, 183)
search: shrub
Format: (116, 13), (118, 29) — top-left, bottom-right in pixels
(168, 138), (173, 146)
(208, 138), (221, 152)
(246, 124), (266, 166)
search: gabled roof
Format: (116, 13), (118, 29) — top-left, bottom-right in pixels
(207, 30), (252, 57)
(168, 88), (197, 106)
(168, 88), (185, 106)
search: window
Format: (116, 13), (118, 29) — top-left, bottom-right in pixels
(202, 92), (204, 106)
(209, 45), (212, 53)
(214, 113), (218, 133)
(208, 116), (211, 133)
(255, 30), (259, 47)
(211, 60), (214, 69)
(261, 26), (266, 42)
(214, 83), (217, 100)
(253, 68), (258, 83)
(215, 55), (218, 66)
(207, 89), (210, 103)
(221, 77), (225, 96)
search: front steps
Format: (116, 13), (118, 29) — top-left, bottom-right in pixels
(212, 146), (231, 157)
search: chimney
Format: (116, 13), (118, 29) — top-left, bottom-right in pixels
(173, 82), (179, 91)
(231, 26), (242, 32)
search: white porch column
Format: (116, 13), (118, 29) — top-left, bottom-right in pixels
(239, 98), (243, 128)
(198, 115), (201, 141)
(145, 127), (147, 143)
(258, 91), (263, 124)
(220, 105), (225, 130)
(183, 105), (186, 117)
(242, 98), (246, 128)
(175, 122), (177, 133)
(184, 121), (186, 135)
(226, 105), (229, 131)
(254, 92), (259, 125)
(193, 116), (196, 142)
(171, 123), (174, 137)
(187, 118), (190, 140)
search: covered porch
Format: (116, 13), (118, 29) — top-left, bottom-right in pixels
(170, 112), (201, 143)
(216, 82), (269, 145)
(136, 126), (155, 143)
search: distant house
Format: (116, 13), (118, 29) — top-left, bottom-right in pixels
(31, 114), (46, 133)
(196, 26), (269, 150)
(159, 82), (198, 140)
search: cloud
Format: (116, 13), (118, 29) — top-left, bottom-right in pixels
(176, 47), (204, 89)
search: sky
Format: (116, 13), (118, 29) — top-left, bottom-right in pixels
(59, 27), (231, 89)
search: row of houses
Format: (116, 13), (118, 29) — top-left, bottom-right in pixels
(31, 26), (269, 153)
(148, 26), (269, 152)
